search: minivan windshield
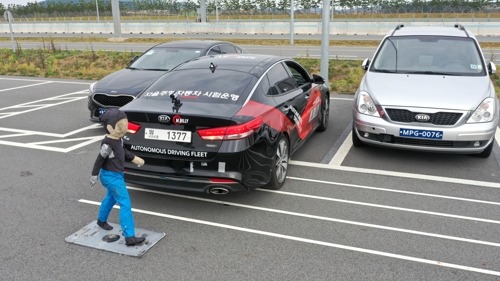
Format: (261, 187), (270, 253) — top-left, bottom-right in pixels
(129, 47), (204, 71)
(370, 36), (486, 76)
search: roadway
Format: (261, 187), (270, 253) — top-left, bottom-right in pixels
(2, 76), (500, 280)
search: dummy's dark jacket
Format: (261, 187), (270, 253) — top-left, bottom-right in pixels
(91, 137), (135, 176)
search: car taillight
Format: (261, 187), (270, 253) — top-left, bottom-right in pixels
(127, 122), (141, 134)
(197, 117), (262, 141)
(209, 178), (236, 183)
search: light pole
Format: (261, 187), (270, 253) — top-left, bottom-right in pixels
(216, 0), (219, 23)
(95, 0), (100, 23)
(290, 0), (294, 45)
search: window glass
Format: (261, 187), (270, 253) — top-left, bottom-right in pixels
(130, 47), (203, 71)
(140, 69), (252, 104)
(220, 45), (237, 54)
(284, 61), (310, 86)
(207, 46), (221, 55)
(371, 36), (485, 76)
(267, 63), (290, 87)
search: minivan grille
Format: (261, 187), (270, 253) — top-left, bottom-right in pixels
(93, 94), (134, 107)
(385, 109), (462, 125)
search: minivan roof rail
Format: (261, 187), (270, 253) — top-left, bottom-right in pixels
(454, 23), (470, 37)
(391, 24), (404, 36)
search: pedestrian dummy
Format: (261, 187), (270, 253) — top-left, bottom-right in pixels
(89, 108), (146, 246)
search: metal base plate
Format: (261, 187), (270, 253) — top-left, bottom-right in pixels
(65, 220), (165, 257)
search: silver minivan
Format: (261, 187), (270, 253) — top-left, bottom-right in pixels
(353, 24), (498, 157)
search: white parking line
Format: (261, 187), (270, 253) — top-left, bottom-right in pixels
(0, 81), (52, 92)
(330, 97), (354, 101)
(125, 185), (500, 248)
(0, 77), (92, 85)
(78, 199), (500, 277)
(290, 160), (500, 189)
(257, 188), (500, 225)
(0, 90), (89, 119)
(329, 132), (353, 166)
(287, 176), (500, 206)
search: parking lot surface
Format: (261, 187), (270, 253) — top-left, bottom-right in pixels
(2, 76), (500, 280)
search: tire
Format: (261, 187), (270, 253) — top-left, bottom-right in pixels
(352, 125), (364, 147)
(475, 139), (494, 158)
(316, 95), (329, 132)
(263, 135), (289, 190)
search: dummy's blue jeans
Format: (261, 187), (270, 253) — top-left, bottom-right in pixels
(97, 169), (135, 237)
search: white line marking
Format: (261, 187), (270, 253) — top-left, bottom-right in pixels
(126, 185), (500, 248)
(0, 139), (67, 152)
(61, 124), (102, 138)
(0, 77), (92, 85)
(330, 97), (354, 100)
(0, 133), (31, 139)
(0, 81), (52, 92)
(0, 90), (88, 111)
(0, 97), (87, 119)
(28, 136), (101, 145)
(329, 132), (353, 166)
(287, 176), (500, 206)
(290, 160), (500, 189)
(62, 136), (103, 152)
(256, 188), (500, 225)
(78, 199), (500, 276)
(0, 127), (65, 138)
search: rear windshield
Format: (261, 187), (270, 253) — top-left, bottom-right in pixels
(370, 36), (486, 76)
(129, 47), (204, 71)
(139, 69), (253, 103)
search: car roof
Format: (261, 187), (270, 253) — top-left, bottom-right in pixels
(173, 54), (289, 77)
(387, 25), (476, 39)
(154, 40), (237, 49)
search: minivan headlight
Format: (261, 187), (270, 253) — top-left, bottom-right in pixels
(357, 91), (380, 117)
(467, 98), (495, 123)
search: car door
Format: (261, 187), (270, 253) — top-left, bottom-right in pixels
(283, 61), (322, 132)
(266, 62), (309, 151)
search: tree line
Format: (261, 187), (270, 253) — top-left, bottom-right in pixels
(0, 0), (497, 18)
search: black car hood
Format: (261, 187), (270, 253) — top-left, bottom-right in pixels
(95, 69), (166, 96)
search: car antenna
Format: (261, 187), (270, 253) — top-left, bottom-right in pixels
(170, 91), (182, 113)
(210, 62), (217, 73)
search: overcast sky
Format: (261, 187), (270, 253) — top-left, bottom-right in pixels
(1, 1), (31, 6)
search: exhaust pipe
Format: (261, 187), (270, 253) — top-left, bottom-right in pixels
(209, 187), (230, 195)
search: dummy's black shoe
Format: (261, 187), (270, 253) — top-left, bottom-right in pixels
(125, 236), (146, 246)
(97, 220), (113, 230)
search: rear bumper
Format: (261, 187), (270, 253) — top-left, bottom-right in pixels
(124, 169), (249, 193)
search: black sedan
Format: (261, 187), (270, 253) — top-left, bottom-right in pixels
(121, 54), (330, 194)
(87, 40), (247, 122)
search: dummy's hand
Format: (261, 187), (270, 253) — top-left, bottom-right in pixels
(132, 156), (145, 167)
(90, 175), (98, 189)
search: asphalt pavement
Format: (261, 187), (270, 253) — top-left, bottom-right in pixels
(1, 76), (500, 280)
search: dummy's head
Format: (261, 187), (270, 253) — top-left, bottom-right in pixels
(101, 108), (128, 139)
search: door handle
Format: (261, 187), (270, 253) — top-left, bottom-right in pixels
(305, 94), (310, 99)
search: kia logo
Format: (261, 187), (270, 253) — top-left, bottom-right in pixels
(158, 115), (170, 123)
(415, 114), (430, 121)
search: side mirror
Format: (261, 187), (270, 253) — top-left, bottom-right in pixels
(129, 56), (139, 64)
(488, 61), (496, 74)
(361, 58), (370, 71)
(312, 74), (325, 84)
